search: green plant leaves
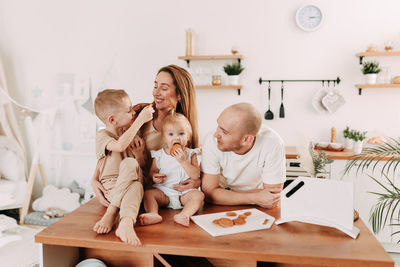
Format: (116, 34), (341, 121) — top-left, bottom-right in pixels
(361, 60), (381, 74)
(344, 138), (400, 236)
(223, 62), (244, 75)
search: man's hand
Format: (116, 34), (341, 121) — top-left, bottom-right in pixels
(173, 178), (201, 192)
(91, 179), (110, 207)
(252, 188), (281, 209)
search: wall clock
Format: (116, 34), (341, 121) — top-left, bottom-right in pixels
(295, 5), (323, 32)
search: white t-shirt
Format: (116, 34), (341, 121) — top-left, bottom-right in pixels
(201, 125), (286, 190)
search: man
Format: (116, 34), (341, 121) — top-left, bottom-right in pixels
(201, 103), (286, 209)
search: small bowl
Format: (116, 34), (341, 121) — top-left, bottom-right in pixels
(329, 143), (343, 149)
(315, 142), (329, 148)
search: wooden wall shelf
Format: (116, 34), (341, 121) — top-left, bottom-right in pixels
(357, 51), (400, 64)
(196, 85), (243, 95)
(178, 55), (242, 67)
(178, 55), (243, 60)
(355, 84), (400, 95)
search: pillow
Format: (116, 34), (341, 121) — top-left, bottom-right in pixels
(0, 147), (25, 181)
(32, 185), (80, 212)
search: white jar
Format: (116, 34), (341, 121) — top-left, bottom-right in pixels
(353, 141), (363, 154)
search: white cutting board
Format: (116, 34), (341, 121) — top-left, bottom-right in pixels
(190, 208), (275, 237)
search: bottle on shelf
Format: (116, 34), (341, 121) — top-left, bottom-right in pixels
(186, 28), (194, 56)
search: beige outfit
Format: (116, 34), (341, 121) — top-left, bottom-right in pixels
(142, 121), (163, 151)
(141, 121), (163, 187)
(96, 129), (143, 223)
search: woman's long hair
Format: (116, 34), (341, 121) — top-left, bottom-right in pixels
(157, 65), (198, 148)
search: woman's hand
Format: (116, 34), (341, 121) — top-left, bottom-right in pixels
(91, 179), (110, 207)
(131, 136), (144, 157)
(173, 177), (201, 192)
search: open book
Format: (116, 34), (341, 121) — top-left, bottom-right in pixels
(276, 176), (360, 239)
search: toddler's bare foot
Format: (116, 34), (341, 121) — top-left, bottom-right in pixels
(174, 213), (190, 227)
(93, 205), (118, 234)
(115, 217), (141, 246)
(139, 213), (163, 225)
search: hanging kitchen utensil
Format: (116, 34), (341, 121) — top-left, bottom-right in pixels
(279, 81), (285, 118)
(312, 88), (329, 114)
(264, 81), (274, 120)
(322, 81), (345, 113)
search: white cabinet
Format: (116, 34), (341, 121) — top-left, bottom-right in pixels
(331, 159), (400, 251)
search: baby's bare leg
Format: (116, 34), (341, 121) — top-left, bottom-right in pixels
(93, 205), (118, 234)
(139, 189), (169, 226)
(174, 190), (205, 227)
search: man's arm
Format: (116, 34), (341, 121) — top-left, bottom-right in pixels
(201, 173), (281, 208)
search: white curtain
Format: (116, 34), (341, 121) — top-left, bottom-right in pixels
(0, 57), (28, 179)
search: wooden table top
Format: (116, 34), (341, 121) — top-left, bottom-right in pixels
(285, 146), (299, 159)
(35, 199), (393, 266)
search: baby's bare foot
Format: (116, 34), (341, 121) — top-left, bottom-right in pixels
(115, 217), (141, 246)
(93, 205), (118, 234)
(174, 213), (190, 227)
(139, 213), (163, 225)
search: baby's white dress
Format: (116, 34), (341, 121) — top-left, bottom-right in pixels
(151, 147), (200, 209)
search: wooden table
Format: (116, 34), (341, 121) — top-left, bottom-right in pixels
(35, 199), (393, 267)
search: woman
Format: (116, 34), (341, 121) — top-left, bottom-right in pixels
(92, 65), (200, 207)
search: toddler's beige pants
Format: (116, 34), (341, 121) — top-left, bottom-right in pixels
(102, 158), (143, 224)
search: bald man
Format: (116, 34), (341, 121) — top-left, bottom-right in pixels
(201, 103), (286, 209)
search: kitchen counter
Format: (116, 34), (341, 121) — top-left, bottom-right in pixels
(285, 146), (299, 159)
(285, 145), (395, 161)
(287, 145), (398, 161)
(322, 148), (396, 161)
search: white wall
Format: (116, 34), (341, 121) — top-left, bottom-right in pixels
(1, 0), (400, 186)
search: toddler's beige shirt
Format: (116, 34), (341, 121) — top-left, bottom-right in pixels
(96, 129), (135, 180)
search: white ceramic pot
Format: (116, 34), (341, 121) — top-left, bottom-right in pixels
(353, 141), (363, 154)
(227, 75), (239, 85)
(365, 74), (378, 84)
(344, 137), (354, 149)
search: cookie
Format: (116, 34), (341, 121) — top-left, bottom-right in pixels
(170, 143), (183, 154)
(154, 173), (166, 179)
(226, 211), (237, 216)
(238, 214), (247, 219)
(244, 211), (252, 216)
(233, 217), (246, 225)
(212, 219), (221, 226)
(218, 218), (234, 227)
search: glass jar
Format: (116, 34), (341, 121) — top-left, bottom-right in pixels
(212, 75), (221, 86)
(384, 41), (393, 51)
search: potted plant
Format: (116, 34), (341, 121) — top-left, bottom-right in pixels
(344, 138), (400, 236)
(351, 130), (367, 154)
(223, 62), (244, 85)
(299, 142), (333, 178)
(361, 60), (381, 84)
(343, 126), (353, 149)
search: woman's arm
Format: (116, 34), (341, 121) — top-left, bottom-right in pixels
(131, 135), (145, 167)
